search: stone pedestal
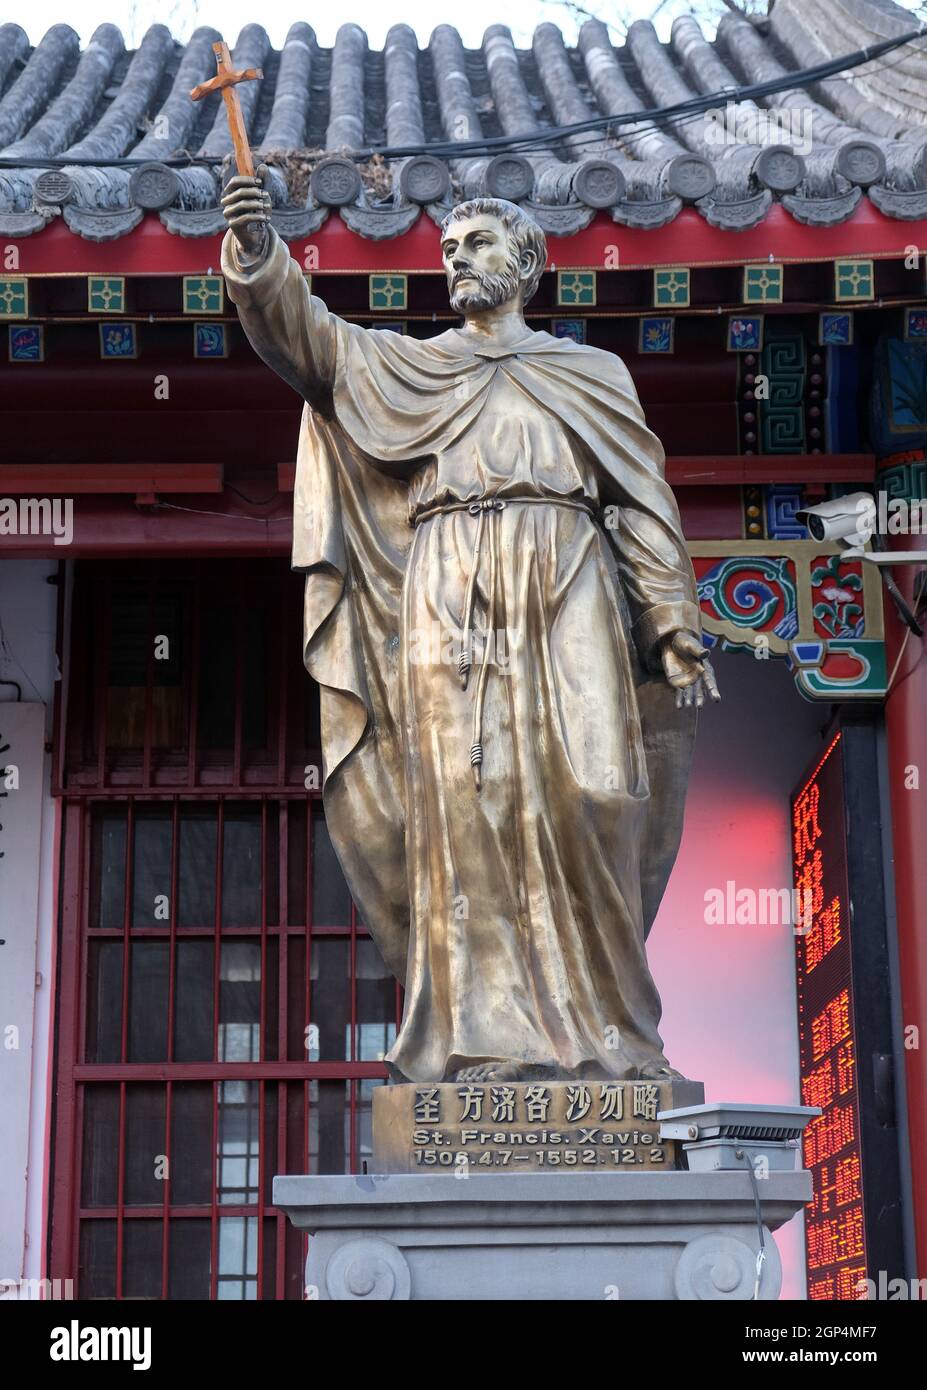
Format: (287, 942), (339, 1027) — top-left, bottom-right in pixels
(274, 1097), (817, 1300)
(274, 1168), (812, 1300)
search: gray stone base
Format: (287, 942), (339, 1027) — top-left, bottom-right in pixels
(273, 1169), (811, 1301)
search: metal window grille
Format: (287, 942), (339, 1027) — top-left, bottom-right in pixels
(50, 559), (401, 1299)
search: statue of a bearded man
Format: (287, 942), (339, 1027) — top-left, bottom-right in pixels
(222, 173), (719, 1085)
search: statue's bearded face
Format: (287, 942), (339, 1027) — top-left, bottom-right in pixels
(441, 214), (525, 314)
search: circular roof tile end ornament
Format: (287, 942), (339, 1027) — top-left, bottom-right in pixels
(573, 159), (625, 209)
(754, 145), (805, 194)
(310, 156), (362, 207)
(914, 141), (927, 188)
(399, 155), (450, 206)
(836, 140), (886, 188)
(666, 153), (716, 201)
(485, 153), (534, 203)
(129, 162), (180, 211)
(33, 170), (75, 207)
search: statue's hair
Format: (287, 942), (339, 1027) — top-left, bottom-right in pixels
(441, 198), (547, 306)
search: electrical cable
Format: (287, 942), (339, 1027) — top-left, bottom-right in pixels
(886, 567), (927, 696)
(738, 1148), (768, 1301)
(151, 501), (291, 523)
(224, 482), (282, 507)
(0, 24), (924, 170)
(878, 536), (924, 638)
(887, 639), (925, 698)
(887, 623), (914, 693)
(491, 29), (927, 164)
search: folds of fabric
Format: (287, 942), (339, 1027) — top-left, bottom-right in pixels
(391, 501), (671, 1081)
(223, 226), (701, 1068)
(331, 322), (701, 665)
(293, 404), (412, 979)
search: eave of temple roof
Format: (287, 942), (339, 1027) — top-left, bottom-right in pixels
(0, 0), (925, 242)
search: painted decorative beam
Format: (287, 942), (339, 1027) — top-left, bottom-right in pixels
(0, 462), (224, 492)
(668, 454), (875, 484)
(692, 539), (886, 700)
(5, 203), (925, 275)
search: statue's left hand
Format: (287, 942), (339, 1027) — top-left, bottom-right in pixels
(660, 631), (721, 709)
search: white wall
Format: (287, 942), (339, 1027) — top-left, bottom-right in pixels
(0, 560), (60, 1295)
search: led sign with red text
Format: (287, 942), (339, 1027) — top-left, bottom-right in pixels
(792, 733), (867, 1300)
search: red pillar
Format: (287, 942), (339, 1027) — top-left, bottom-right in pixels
(883, 533), (927, 1274)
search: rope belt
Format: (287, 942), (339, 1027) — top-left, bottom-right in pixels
(412, 494), (597, 790)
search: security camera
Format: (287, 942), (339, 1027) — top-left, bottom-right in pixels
(794, 492), (875, 547)
(795, 492), (926, 638)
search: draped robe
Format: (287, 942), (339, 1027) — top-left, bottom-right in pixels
(223, 226), (702, 1083)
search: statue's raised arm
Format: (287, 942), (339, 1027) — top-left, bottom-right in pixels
(220, 169), (339, 411)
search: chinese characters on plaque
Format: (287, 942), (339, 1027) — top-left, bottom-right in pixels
(372, 1080), (697, 1172)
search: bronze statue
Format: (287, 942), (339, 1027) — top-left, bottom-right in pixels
(222, 173), (719, 1086)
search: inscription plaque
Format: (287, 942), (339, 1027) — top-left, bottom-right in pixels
(373, 1079), (705, 1174)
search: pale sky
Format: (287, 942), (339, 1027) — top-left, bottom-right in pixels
(0, 0), (923, 51)
(5, 0), (642, 48)
(1, 0), (919, 51)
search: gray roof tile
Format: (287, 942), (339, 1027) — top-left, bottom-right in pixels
(0, 0), (925, 240)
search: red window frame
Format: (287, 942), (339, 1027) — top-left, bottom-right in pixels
(49, 559), (401, 1299)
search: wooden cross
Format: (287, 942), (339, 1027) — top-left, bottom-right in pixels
(190, 42), (263, 177)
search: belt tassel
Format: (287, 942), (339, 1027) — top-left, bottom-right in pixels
(463, 498), (503, 791)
